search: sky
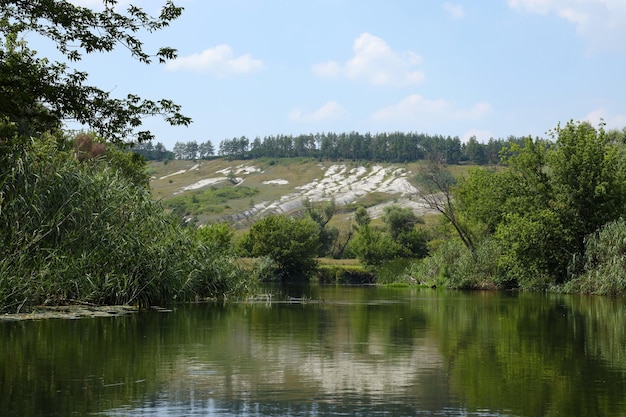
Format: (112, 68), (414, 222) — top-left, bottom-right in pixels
(51, 0), (626, 149)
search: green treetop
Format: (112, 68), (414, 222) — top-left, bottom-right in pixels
(0, 0), (190, 144)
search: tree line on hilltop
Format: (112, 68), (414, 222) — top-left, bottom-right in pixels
(132, 132), (528, 165)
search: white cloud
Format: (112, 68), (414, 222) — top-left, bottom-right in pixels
(312, 33), (424, 86)
(443, 3), (465, 19)
(584, 108), (626, 129)
(508, 0), (552, 14)
(289, 101), (349, 122)
(455, 102), (493, 120)
(165, 45), (263, 76)
(462, 129), (494, 143)
(371, 95), (447, 120)
(508, 0), (626, 52)
(371, 94), (491, 122)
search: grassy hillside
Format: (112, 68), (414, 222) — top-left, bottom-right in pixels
(149, 158), (466, 228)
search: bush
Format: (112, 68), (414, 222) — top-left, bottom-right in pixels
(316, 264), (374, 284)
(409, 238), (510, 290)
(349, 226), (404, 267)
(408, 240), (466, 287)
(237, 215), (320, 281)
(446, 238), (508, 289)
(196, 222), (235, 253)
(375, 258), (415, 285)
(349, 205), (429, 267)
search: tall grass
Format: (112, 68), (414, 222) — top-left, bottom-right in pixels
(563, 219), (626, 295)
(0, 135), (251, 313)
(408, 238), (508, 289)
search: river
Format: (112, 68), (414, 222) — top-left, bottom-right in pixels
(1, 286), (625, 416)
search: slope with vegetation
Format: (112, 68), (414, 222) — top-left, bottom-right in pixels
(149, 121), (626, 296)
(148, 158), (437, 225)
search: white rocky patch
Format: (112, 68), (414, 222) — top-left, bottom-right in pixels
(159, 170), (187, 180)
(257, 164), (422, 216)
(216, 164), (262, 176)
(174, 177), (227, 194)
(263, 179), (289, 185)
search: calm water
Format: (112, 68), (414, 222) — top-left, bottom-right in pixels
(2, 286), (626, 417)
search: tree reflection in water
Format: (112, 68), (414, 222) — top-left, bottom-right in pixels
(1, 287), (625, 417)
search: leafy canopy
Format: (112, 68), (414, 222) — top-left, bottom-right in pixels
(350, 205), (429, 267)
(454, 120), (626, 288)
(0, 0), (190, 143)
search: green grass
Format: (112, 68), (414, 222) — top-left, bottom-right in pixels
(164, 185), (258, 216)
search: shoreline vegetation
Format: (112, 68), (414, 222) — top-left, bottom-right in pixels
(3, 3), (626, 316)
(4, 122), (626, 315)
(3, 122), (626, 315)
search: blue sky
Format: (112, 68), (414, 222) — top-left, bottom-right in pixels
(62, 0), (626, 149)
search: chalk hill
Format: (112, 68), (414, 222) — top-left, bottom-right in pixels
(149, 159), (437, 226)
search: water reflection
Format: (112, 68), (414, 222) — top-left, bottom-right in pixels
(1, 287), (626, 416)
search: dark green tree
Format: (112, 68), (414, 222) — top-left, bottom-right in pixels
(350, 225), (403, 267)
(198, 140), (215, 159)
(383, 205), (421, 240)
(453, 121), (626, 289)
(354, 206), (371, 228)
(464, 136), (488, 164)
(0, 0), (190, 144)
(350, 205), (428, 266)
(547, 121), (626, 255)
(238, 215), (320, 280)
(383, 205), (429, 259)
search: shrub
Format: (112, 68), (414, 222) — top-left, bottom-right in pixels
(349, 226), (404, 267)
(237, 215), (320, 281)
(196, 222), (235, 253)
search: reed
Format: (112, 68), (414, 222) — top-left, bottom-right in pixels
(0, 135), (250, 313)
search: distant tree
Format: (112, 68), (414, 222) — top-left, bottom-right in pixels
(464, 136), (488, 164)
(131, 140), (173, 160)
(186, 140), (199, 160)
(173, 141), (185, 159)
(198, 141), (215, 159)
